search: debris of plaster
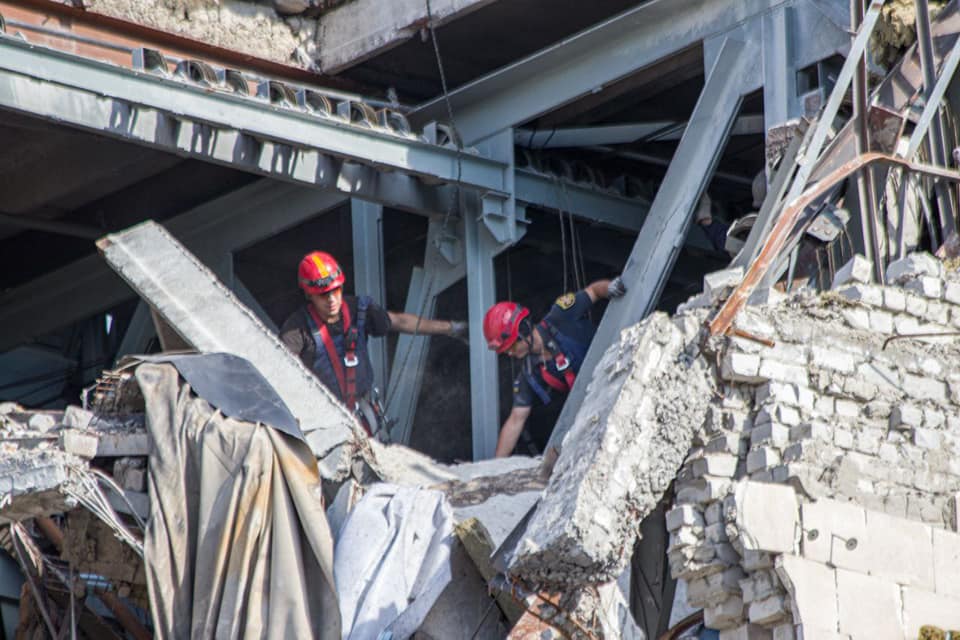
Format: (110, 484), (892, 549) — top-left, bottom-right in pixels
(662, 252), (960, 638)
(74, 0), (320, 68)
(872, 0), (947, 68)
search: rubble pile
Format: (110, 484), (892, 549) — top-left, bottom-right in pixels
(667, 252), (960, 638)
(71, 0), (322, 68)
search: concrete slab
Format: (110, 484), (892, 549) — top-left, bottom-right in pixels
(835, 569), (902, 640)
(901, 586), (960, 639)
(98, 222), (363, 480)
(933, 528), (960, 599)
(507, 313), (713, 585)
(775, 554), (838, 634)
(734, 481), (799, 554)
(317, 0), (499, 72)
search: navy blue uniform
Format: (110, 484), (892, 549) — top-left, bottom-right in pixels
(512, 291), (596, 408)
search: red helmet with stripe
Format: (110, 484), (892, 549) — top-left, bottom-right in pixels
(483, 301), (529, 353)
(298, 251), (345, 295)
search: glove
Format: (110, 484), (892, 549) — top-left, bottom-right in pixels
(608, 276), (627, 299)
(449, 320), (469, 341)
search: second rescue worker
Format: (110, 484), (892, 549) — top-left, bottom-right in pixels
(280, 251), (467, 437)
(482, 276), (625, 457)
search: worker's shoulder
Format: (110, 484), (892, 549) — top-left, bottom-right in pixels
(553, 292), (577, 310)
(549, 290), (590, 315)
(279, 307), (308, 333)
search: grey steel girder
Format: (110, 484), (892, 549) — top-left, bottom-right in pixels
(99, 221), (361, 479)
(514, 116), (765, 148)
(0, 181), (347, 353)
(463, 192), (502, 460)
(386, 218), (468, 446)
(387, 208), (523, 448)
(514, 170), (651, 232)
(412, 0), (849, 145)
(547, 35), (758, 452)
(0, 37), (509, 214)
(351, 199), (389, 391)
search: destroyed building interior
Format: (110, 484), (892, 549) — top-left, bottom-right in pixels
(4, 0), (960, 637)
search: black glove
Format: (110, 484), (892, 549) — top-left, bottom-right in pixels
(608, 276), (627, 298)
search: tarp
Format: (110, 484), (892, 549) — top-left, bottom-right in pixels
(137, 362), (340, 639)
(335, 484), (455, 640)
(131, 352), (304, 440)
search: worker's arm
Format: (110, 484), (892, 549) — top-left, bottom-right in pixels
(584, 276), (627, 302)
(495, 406), (532, 458)
(387, 311), (465, 337)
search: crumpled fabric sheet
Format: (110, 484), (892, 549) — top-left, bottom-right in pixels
(137, 362), (340, 639)
(335, 484), (455, 640)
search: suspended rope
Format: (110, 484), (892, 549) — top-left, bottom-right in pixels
(383, 0), (464, 416)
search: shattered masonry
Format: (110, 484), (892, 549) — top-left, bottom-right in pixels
(512, 251), (960, 638)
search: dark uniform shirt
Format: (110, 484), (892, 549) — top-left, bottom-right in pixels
(279, 296), (392, 372)
(512, 290), (596, 408)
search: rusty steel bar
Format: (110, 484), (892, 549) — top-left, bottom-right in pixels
(851, 0), (884, 281)
(35, 516), (153, 640)
(915, 0), (959, 236)
(709, 152), (960, 337)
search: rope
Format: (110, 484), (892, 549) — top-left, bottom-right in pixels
(383, 0), (464, 417)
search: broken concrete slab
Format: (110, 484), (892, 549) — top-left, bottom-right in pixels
(317, 0), (499, 73)
(731, 481), (799, 554)
(98, 221), (363, 480)
(508, 311), (713, 585)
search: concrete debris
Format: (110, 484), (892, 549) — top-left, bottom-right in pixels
(656, 254), (960, 638)
(508, 311), (715, 585)
(6, 251), (960, 638)
(76, 0), (320, 69)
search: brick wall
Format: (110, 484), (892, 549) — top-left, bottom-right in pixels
(670, 252), (960, 639)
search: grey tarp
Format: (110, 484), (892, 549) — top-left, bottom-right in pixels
(334, 484), (455, 640)
(137, 362), (340, 639)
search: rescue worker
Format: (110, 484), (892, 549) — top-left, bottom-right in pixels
(483, 277), (626, 457)
(280, 250), (467, 437)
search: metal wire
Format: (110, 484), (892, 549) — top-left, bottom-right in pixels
(9, 524), (60, 638)
(383, 0), (464, 416)
(64, 466), (144, 556)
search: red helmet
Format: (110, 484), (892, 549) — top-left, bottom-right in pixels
(483, 301), (529, 353)
(298, 251), (345, 295)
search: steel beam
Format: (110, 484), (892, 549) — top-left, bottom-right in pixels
(413, 0), (802, 144)
(514, 170), (650, 232)
(0, 37), (509, 210)
(98, 221), (359, 479)
(463, 193), (501, 460)
(351, 199), (388, 391)
(547, 36), (755, 452)
(514, 116), (765, 148)
(762, 6), (801, 133)
(905, 36), (960, 159)
(385, 215), (519, 446)
(0, 181), (347, 353)
(915, 0), (958, 236)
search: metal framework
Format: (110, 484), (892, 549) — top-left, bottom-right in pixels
(0, 0), (867, 461)
(0, 181), (347, 353)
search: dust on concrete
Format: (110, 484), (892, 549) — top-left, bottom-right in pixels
(81, 0), (319, 67)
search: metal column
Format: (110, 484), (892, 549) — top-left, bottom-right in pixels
(547, 36), (755, 451)
(351, 199), (389, 391)
(762, 5), (800, 134)
(386, 219), (466, 445)
(915, 0), (958, 236)
(464, 193), (501, 461)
